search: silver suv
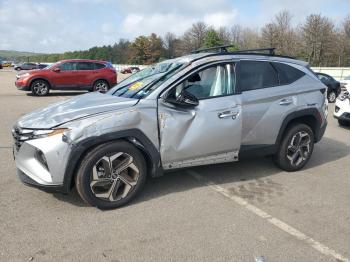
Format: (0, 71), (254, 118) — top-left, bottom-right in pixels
(12, 47), (328, 209)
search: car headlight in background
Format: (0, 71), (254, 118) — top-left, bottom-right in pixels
(19, 73), (30, 78)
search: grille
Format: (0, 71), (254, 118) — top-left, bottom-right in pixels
(12, 127), (34, 151)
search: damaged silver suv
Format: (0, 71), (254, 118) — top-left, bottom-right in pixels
(12, 47), (328, 209)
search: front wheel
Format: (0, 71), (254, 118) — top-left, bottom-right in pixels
(31, 80), (50, 96)
(327, 91), (337, 103)
(75, 141), (147, 209)
(274, 124), (314, 171)
(93, 80), (109, 93)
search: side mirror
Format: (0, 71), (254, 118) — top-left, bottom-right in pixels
(164, 89), (199, 107)
(53, 67), (60, 73)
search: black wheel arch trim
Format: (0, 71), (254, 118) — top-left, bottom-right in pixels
(29, 77), (52, 89)
(62, 128), (162, 193)
(275, 108), (325, 147)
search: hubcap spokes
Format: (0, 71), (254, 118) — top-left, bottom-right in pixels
(287, 131), (311, 166)
(95, 82), (107, 92)
(90, 153), (139, 201)
(34, 82), (47, 95)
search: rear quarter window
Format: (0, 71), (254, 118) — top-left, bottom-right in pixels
(272, 62), (305, 85)
(94, 63), (106, 69)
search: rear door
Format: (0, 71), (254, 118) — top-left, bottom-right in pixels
(158, 63), (242, 169)
(237, 60), (305, 146)
(76, 62), (95, 88)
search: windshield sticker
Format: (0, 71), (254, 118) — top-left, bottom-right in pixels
(129, 82), (143, 91)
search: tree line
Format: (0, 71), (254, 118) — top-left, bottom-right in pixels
(28, 11), (350, 67)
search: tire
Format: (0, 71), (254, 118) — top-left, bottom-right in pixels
(338, 119), (350, 126)
(31, 79), (50, 96)
(274, 123), (314, 172)
(327, 91), (337, 103)
(93, 80), (109, 93)
(75, 141), (147, 209)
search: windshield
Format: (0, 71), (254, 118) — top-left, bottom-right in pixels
(107, 62), (185, 99)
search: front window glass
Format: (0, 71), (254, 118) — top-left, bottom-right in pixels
(59, 62), (77, 71)
(108, 62), (185, 99)
(167, 64), (234, 100)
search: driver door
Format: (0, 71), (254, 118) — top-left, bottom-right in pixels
(158, 63), (242, 169)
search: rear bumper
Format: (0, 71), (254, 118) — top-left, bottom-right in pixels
(315, 121), (327, 142)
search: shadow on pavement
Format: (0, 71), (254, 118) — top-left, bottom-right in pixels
(26, 91), (87, 97)
(53, 137), (350, 208)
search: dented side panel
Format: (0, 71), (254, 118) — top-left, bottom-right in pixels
(158, 95), (242, 169)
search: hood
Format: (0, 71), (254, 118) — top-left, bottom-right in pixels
(17, 92), (138, 129)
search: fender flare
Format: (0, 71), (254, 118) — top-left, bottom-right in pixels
(275, 108), (323, 147)
(62, 128), (162, 193)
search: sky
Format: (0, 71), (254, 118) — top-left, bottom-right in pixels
(0, 0), (349, 53)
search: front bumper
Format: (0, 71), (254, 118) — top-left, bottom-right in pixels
(12, 129), (72, 193)
(17, 169), (65, 193)
(15, 77), (30, 91)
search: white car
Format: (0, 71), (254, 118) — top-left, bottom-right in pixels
(334, 86), (350, 126)
(340, 75), (350, 91)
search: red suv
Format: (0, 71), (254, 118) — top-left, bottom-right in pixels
(15, 59), (117, 96)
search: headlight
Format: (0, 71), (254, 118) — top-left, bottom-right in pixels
(19, 73), (30, 78)
(32, 128), (69, 138)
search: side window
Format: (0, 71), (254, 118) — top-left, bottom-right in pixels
(168, 64), (234, 100)
(77, 62), (94, 70)
(94, 63), (105, 69)
(237, 61), (278, 92)
(272, 62), (305, 85)
(59, 62), (77, 71)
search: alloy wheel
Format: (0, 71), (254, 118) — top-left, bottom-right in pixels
(328, 92), (336, 103)
(94, 82), (108, 93)
(90, 152), (140, 202)
(33, 82), (48, 95)
(286, 131), (311, 167)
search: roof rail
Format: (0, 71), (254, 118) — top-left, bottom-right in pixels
(232, 48), (276, 55)
(191, 46), (276, 56)
(191, 44), (236, 54)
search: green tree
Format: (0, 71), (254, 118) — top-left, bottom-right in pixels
(202, 29), (224, 48)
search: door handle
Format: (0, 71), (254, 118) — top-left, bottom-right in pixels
(218, 111), (239, 119)
(279, 98), (293, 106)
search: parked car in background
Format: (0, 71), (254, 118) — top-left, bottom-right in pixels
(1, 61), (13, 67)
(37, 63), (48, 69)
(121, 66), (140, 74)
(12, 47), (328, 209)
(334, 86), (350, 126)
(15, 59), (117, 96)
(14, 62), (38, 71)
(0, 63), (2, 70)
(315, 72), (341, 103)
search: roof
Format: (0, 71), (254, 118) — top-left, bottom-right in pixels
(58, 59), (107, 63)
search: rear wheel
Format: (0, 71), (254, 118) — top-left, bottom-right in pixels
(93, 80), (109, 93)
(75, 141), (147, 209)
(31, 79), (50, 96)
(274, 124), (314, 171)
(327, 91), (337, 103)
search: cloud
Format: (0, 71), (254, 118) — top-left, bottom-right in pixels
(0, 0), (348, 53)
(119, 0), (238, 38)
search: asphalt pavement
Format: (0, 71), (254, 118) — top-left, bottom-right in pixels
(0, 69), (349, 262)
